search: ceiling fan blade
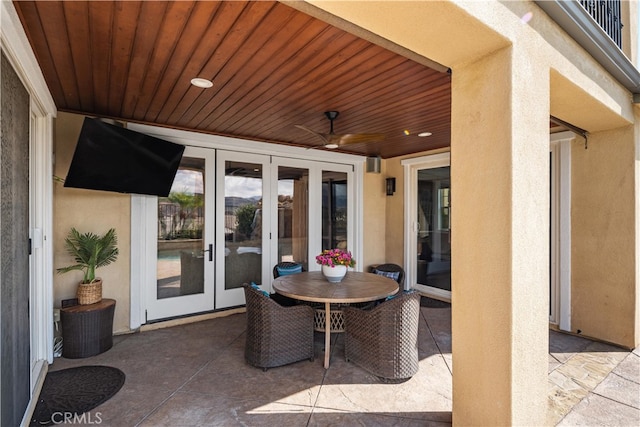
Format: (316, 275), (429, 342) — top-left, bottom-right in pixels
(296, 124), (338, 150)
(295, 124), (330, 144)
(296, 112), (383, 150)
(336, 133), (385, 145)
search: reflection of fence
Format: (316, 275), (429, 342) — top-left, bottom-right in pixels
(158, 203), (203, 240)
(224, 213), (237, 234)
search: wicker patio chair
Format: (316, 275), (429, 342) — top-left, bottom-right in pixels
(243, 284), (315, 370)
(272, 261), (305, 278)
(344, 291), (420, 381)
(370, 263), (405, 289)
(271, 262), (305, 306)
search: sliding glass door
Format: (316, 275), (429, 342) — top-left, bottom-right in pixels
(403, 153), (451, 301)
(416, 166), (451, 293)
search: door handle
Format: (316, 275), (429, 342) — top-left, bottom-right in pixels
(203, 244), (213, 262)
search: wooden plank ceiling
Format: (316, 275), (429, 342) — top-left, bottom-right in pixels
(14, 0), (451, 158)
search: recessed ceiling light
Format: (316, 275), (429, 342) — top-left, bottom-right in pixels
(190, 77), (213, 88)
(418, 132), (433, 137)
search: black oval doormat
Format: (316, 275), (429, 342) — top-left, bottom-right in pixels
(31, 365), (125, 426)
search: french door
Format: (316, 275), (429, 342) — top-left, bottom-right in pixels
(269, 158), (312, 272)
(403, 153), (451, 301)
(214, 155), (356, 307)
(144, 147), (355, 321)
(266, 158), (354, 276)
(215, 152), (270, 309)
(147, 146), (215, 320)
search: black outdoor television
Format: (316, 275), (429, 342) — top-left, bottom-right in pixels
(64, 118), (185, 197)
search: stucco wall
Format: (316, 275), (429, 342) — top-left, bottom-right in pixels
(362, 163), (387, 269)
(572, 126), (637, 348)
(384, 157), (405, 267)
(53, 112), (131, 333)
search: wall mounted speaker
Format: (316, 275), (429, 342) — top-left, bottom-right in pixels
(366, 156), (381, 173)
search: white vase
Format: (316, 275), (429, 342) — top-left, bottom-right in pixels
(322, 264), (347, 283)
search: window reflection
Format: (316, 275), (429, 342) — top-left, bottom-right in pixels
(416, 166), (451, 291)
(322, 171), (348, 251)
(278, 167), (309, 269)
(156, 157), (205, 299)
(224, 162), (262, 290)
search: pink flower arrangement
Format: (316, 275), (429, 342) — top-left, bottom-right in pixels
(315, 248), (356, 268)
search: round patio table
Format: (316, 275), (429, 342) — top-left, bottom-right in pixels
(273, 271), (398, 369)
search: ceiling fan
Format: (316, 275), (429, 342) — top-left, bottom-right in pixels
(295, 111), (384, 149)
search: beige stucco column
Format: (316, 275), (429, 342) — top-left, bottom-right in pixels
(451, 46), (550, 425)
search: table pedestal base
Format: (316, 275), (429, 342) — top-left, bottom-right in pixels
(324, 302), (331, 369)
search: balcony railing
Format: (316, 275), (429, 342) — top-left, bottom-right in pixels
(579, 0), (623, 48)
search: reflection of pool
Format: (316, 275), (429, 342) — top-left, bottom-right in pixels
(157, 239), (202, 254)
(157, 250), (180, 280)
(157, 250), (181, 299)
(156, 241), (202, 299)
(158, 249), (181, 261)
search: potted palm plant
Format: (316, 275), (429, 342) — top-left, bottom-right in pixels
(57, 228), (119, 305)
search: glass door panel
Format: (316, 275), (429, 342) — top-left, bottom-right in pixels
(147, 146), (215, 321)
(322, 171), (348, 251)
(277, 166), (309, 269)
(224, 161), (262, 289)
(157, 157), (205, 299)
(216, 152), (269, 308)
(416, 166), (451, 293)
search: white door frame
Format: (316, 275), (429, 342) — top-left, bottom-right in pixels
(28, 106), (54, 389)
(550, 131), (574, 331)
(268, 157), (316, 275)
(143, 146), (217, 321)
(402, 152), (450, 299)
(215, 151), (271, 308)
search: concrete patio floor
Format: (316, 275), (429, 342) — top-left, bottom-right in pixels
(46, 303), (639, 426)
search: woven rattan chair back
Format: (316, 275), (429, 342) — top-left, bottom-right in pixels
(243, 284), (314, 370)
(272, 261), (305, 279)
(344, 291), (420, 381)
(371, 263), (405, 288)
